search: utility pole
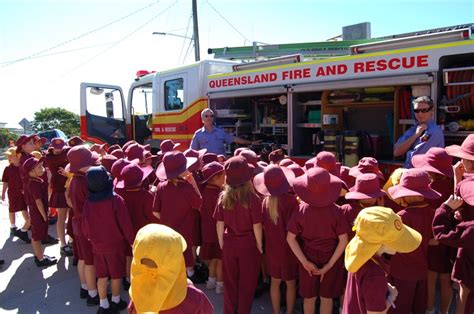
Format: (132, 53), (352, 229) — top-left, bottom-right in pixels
(192, 0), (200, 61)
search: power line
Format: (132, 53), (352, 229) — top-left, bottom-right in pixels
(61, 1), (178, 77)
(205, 0), (251, 44)
(177, 12), (193, 65)
(1, 1), (159, 68)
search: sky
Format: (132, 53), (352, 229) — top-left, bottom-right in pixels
(0, 0), (472, 127)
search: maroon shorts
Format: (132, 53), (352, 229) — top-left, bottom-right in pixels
(427, 244), (454, 274)
(49, 190), (68, 208)
(200, 242), (221, 260)
(93, 250), (126, 279)
(31, 218), (48, 241)
(266, 256), (298, 281)
(298, 249), (345, 298)
(76, 236), (94, 265)
(388, 277), (427, 314)
(7, 195), (27, 213)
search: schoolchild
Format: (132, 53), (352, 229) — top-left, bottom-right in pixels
(349, 157), (385, 180)
(110, 149), (125, 160)
(33, 135), (47, 152)
(153, 151), (203, 282)
(2, 148), (29, 239)
(286, 167), (349, 314)
(411, 147), (455, 314)
(239, 149), (264, 175)
(446, 133), (474, 187)
(268, 149), (287, 165)
(279, 158), (296, 167)
(286, 163), (305, 178)
(128, 224), (213, 314)
(22, 157), (57, 267)
(82, 166), (134, 313)
(314, 151), (341, 177)
(100, 154), (118, 174)
(199, 161), (225, 294)
(253, 164), (299, 314)
(125, 143), (156, 189)
(339, 165), (356, 189)
(106, 144), (121, 154)
(122, 140), (137, 153)
(387, 168), (441, 314)
(160, 139), (181, 153)
(342, 173), (386, 240)
(90, 143), (107, 156)
(44, 138), (73, 256)
(213, 155), (264, 314)
(343, 206), (422, 314)
(202, 152), (219, 165)
(110, 158), (133, 197)
(67, 145), (101, 305)
(67, 136), (85, 147)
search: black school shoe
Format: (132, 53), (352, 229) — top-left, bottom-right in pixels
(110, 299), (128, 312)
(35, 256), (57, 268)
(80, 288), (88, 299)
(87, 295), (100, 306)
(15, 230), (31, 243)
(188, 272), (206, 284)
(122, 278), (130, 291)
(41, 234), (59, 245)
(10, 227), (17, 236)
(0, 259), (4, 266)
(61, 245), (74, 256)
(97, 306), (112, 314)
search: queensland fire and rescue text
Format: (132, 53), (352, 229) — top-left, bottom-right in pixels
(208, 55), (429, 89)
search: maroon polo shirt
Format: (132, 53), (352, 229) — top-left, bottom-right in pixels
(343, 254), (390, 314)
(390, 202), (434, 280)
(262, 193), (299, 262)
(341, 201), (364, 241)
(200, 185), (221, 243)
(128, 284), (214, 314)
(213, 192), (263, 248)
(26, 177), (48, 223)
(82, 194), (135, 254)
(19, 152), (33, 191)
(69, 173), (89, 237)
(2, 164), (23, 197)
(120, 188), (158, 236)
(44, 150), (68, 192)
(287, 202), (349, 254)
(427, 178), (453, 209)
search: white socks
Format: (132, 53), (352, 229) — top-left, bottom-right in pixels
(88, 289), (98, 298)
(81, 283), (88, 290)
(208, 277), (216, 284)
(100, 298), (109, 309)
(187, 269), (195, 277)
(111, 295), (121, 304)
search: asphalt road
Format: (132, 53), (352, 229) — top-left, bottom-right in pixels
(0, 159), (274, 314)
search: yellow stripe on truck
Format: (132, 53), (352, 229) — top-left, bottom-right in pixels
(152, 99), (208, 124)
(152, 134), (195, 140)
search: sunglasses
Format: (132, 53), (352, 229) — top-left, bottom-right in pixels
(413, 106), (433, 114)
(204, 115), (214, 118)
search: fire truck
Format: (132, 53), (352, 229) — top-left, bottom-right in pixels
(80, 26), (474, 173)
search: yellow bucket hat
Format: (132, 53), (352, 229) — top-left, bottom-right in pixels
(130, 224), (188, 313)
(345, 206), (421, 273)
(4, 147), (18, 157)
(31, 151), (43, 159)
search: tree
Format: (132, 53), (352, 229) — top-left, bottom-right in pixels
(0, 129), (18, 148)
(31, 107), (80, 137)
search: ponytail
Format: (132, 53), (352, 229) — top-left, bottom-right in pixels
(266, 196), (279, 225)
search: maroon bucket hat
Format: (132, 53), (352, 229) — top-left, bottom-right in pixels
(90, 143), (107, 155)
(345, 173), (386, 200)
(111, 149), (125, 159)
(107, 144), (121, 154)
(67, 145), (100, 173)
(279, 158), (295, 167)
(156, 151), (197, 181)
(184, 148), (207, 172)
(160, 139), (181, 153)
(122, 140), (137, 152)
(67, 136), (84, 147)
(445, 134), (474, 161)
(268, 149), (287, 164)
(15, 134), (36, 153)
(202, 153), (219, 165)
(315, 151), (339, 176)
(217, 155), (226, 163)
(239, 149), (264, 175)
(50, 137), (66, 150)
(287, 164), (305, 177)
(304, 157), (317, 170)
(459, 177), (474, 206)
(253, 164), (295, 196)
(33, 135), (48, 146)
(388, 168), (441, 200)
(293, 167), (343, 207)
(234, 147), (249, 156)
(224, 155), (255, 187)
(111, 158), (133, 181)
(340, 165), (356, 189)
(116, 163), (153, 189)
(411, 147), (453, 178)
(101, 154), (118, 173)
(125, 143), (149, 161)
(349, 157), (384, 180)
(201, 161), (225, 184)
(22, 157), (44, 174)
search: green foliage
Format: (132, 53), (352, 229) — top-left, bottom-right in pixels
(0, 129), (18, 148)
(31, 107), (80, 137)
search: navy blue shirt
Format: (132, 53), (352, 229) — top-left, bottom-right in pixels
(395, 120), (444, 168)
(190, 126), (234, 155)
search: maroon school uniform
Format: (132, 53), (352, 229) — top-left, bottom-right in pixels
(26, 177), (49, 241)
(19, 152), (33, 197)
(343, 254), (390, 314)
(44, 149), (69, 208)
(199, 185), (221, 260)
(120, 188), (158, 237)
(153, 179), (202, 267)
(214, 192), (263, 314)
(341, 201), (364, 241)
(83, 194), (134, 279)
(427, 178), (456, 273)
(69, 173), (94, 265)
(287, 202), (349, 298)
(389, 202), (433, 314)
(2, 164), (27, 213)
(262, 193), (299, 281)
(128, 284), (214, 314)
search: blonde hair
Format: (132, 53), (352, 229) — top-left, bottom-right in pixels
(218, 181), (253, 210)
(266, 196), (279, 225)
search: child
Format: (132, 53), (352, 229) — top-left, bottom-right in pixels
(349, 157), (385, 181)
(199, 161), (225, 294)
(22, 157), (57, 267)
(287, 167), (349, 314)
(342, 173), (386, 240)
(128, 224), (213, 313)
(67, 145), (101, 305)
(446, 133), (474, 187)
(411, 147), (455, 314)
(253, 164), (298, 314)
(214, 155), (263, 314)
(83, 166), (134, 313)
(44, 138), (72, 256)
(343, 206), (422, 314)
(387, 168), (441, 314)
(2, 147), (29, 240)
(153, 151), (203, 283)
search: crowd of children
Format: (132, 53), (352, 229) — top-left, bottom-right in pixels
(1, 132), (473, 314)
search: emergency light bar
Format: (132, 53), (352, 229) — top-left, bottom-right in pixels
(232, 54), (302, 72)
(351, 28), (471, 55)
